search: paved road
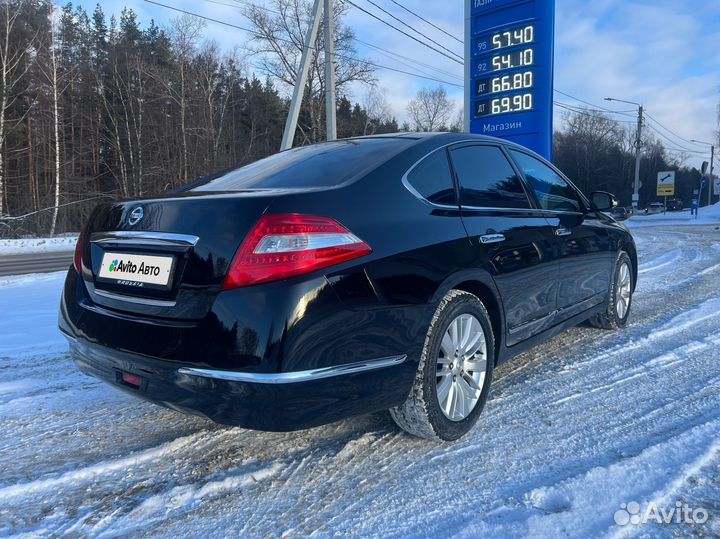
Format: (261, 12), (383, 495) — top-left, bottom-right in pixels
(0, 251), (73, 276)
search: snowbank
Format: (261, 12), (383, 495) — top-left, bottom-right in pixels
(0, 235), (77, 255)
(626, 203), (720, 228)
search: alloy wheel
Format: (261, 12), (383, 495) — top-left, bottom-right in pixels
(436, 314), (487, 421)
(616, 262), (632, 319)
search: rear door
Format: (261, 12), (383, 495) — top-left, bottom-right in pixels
(448, 143), (559, 346)
(507, 149), (613, 322)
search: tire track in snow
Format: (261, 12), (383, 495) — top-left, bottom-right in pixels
(638, 248), (682, 274)
(0, 430), (216, 501)
(89, 462), (284, 539)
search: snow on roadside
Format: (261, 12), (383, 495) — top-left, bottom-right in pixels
(0, 235), (77, 255)
(626, 202), (720, 228)
(0, 272), (66, 355)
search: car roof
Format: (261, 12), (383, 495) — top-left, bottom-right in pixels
(352, 131), (519, 144)
(348, 131), (547, 158)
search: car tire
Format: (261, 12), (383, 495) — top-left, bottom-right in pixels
(589, 251), (633, 330)
(389, 290), (494, 441)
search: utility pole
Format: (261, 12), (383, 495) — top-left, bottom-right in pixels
(280, 0), (323, 151)
(280, 0), (337, 150)
(606, 98), (643, 210)
(324, 0), (336, 141)
(691, 139), (715, 205)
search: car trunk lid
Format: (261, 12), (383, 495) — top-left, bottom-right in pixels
(80, 190), (275, 319)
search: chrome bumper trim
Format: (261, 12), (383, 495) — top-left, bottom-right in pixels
(93, 288), (177, 308)
(178, 354), (407, 384)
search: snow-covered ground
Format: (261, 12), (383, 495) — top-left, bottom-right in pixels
(2, 225), (720, 539)
(626, 202), (720, 228)
(0, 235), (77, 255)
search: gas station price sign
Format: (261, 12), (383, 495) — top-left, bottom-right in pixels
(464, 0), (555, 160)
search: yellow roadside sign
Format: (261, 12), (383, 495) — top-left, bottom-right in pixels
(657, 171), (675, 196)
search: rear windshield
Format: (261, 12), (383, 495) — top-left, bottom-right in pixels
(193, 138), (414, 192)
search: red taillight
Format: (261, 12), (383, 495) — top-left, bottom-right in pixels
(121, 372), (142, 387)
(73, 228), (86, 274)
(222, 214), (372, 290)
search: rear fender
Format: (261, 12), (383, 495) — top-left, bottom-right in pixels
(429, 269), (507, 363)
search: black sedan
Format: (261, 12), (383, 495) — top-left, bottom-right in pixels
(59, 132), (637, 441)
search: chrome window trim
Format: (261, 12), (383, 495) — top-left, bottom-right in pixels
(178, 354), (407, 384)
(401, 139), (478, 209)
(461, 206), (583, 216)
(461, 206), (546, 213)
(90, 231), (200, 247)
(402, 140), (540, 212)
(93, 288), (177, 308)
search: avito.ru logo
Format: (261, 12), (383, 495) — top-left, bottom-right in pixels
(109, 260), (137, 273)
(614, 501), (709, 527)
(108, 258), (161, 277)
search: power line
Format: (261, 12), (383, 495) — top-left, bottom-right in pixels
(553, 102), (709, 153)
(202, 0), (277, 13)
(644, 112), (706, 150)
(554, 89), (637, 117)
(357, 0), (462, 61)
(388, 0), (463, 44)
(356, 38), (463, 81)
(341, 0), (463, 65)
(553, 101), (635, 119)
(144, 0), (463, 87)
(553, 101), (636, 123)
(227, 0), (281, 13)
(643, 124), (708, 155)
(203, 0), (462, 83)
(555, 90), (709, 154)
(553, 103), (710, 161)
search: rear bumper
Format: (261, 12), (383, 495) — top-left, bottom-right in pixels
(65, 333), (409, 431)
(59, 261), (428, 430)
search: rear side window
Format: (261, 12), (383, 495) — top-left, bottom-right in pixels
(193, 138), (414, 191)
(406, 149), (457, 206)
(509, 150), (583, 212)
(449, 145), (530, 208)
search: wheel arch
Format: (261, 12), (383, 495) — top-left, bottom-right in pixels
(430, 270), (505, 365)
(620, 239), (638, 291)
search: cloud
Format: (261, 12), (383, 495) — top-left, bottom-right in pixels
(554, 0), (720, 165)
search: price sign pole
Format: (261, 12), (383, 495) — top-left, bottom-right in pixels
(465, 0), (555, 160)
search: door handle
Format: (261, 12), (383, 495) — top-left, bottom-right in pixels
(554, 227), (572, 236)
(479, 233), (506, 244)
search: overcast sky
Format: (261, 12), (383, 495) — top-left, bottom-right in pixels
(79, 0), (719, 167)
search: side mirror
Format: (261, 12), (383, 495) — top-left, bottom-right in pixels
(590, 191), (617, 212)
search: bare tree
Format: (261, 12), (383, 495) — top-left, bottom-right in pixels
(245, 0), (374, 143)
(362, 85), (390, 135)
(146, 14), (205, 184)
(196, 42), (244, 169)
(407, 85), (453, 132)
(560, 109), (624, 192)
(0, 0), (38, 216)
(47, 10), (61, 235)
